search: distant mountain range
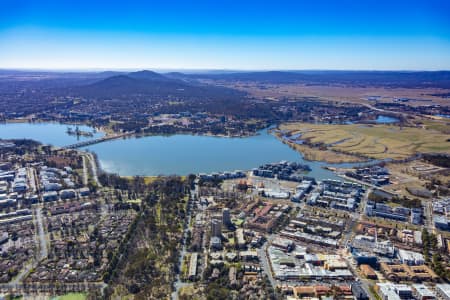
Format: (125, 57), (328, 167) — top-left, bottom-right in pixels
(169, 70), (450, 88)
(2, 69), (450, 93)
(66, 70), (244, 100)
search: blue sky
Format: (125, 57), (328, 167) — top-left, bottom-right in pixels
(1, 0), (449, 70)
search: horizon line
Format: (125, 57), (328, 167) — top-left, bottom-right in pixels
(1, 67), (450, 73)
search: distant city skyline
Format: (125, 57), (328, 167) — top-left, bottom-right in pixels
(1, 0), (450, 70)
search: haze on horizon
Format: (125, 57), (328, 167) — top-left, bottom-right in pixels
(1, 0), (450, 71)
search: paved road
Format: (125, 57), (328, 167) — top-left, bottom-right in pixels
(82, 155), (88, 186)
(65, 131), (134, 149)
(359, 188), (371, 220)
(171, 187), (196, 300)
(257, 235), (276, 289)
(35, 207), (48, 260)
(10, 261), (33, 286)
(26, 167), (37, 193)
(341, 251), (375, 300)
(82, 153), (101, 187)
(86, 153), (101, 187)
(10, 207), (48, 286)
(361, 103), (408, 118)
(423, 200), (436, 234)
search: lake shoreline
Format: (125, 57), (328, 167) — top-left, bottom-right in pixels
(0, 122), (380, 180)
(2, 118), (263, 139)
(269, 128), (368, 164)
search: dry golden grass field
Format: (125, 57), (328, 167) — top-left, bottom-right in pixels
(278, 121), (450, 162)
(209, 80), (450, 107)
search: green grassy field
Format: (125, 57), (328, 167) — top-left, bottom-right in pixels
(52, 293), (86, 300)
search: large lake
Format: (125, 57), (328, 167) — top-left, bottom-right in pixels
(0, 122), (103, 145)
(0, 122), (365, 180)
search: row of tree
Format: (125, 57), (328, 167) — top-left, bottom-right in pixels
(422, 228), (449, 280)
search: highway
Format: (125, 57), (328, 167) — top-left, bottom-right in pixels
(86, 153), (101, 187)
(80, 152), (102, 187)
(171, 185), (197, 300)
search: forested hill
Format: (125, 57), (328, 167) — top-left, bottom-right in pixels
(66, 70), (245, 100)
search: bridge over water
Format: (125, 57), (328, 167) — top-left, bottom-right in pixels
(64, 131), (134, 149)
